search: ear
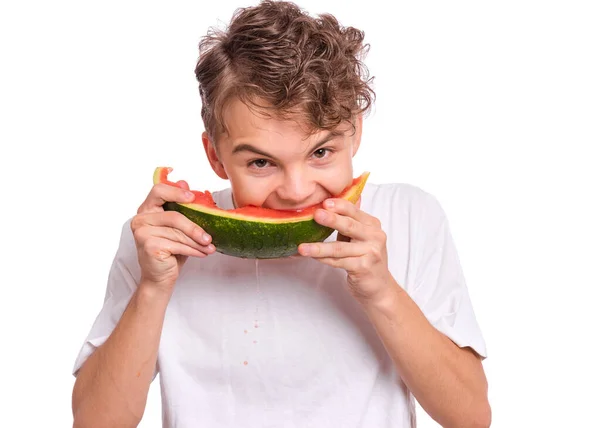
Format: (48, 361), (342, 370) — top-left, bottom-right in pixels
(351, 114), (363, 157)
(202, 132), (228, 180)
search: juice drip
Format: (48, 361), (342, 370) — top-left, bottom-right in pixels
(254, 259), (260, 328)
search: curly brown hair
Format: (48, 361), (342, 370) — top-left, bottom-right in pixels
(195, 0), (375, 141)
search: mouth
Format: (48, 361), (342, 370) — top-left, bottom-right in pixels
(233, 195), (325, 212)
(266, 206), (312, 212)
(264, 202), (322, 212)
(260, 192), (332, 212)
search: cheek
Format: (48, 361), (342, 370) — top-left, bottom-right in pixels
(230, 175), (276, 208)
(319, 168), (354, 197)
(218, 163), (261, 207)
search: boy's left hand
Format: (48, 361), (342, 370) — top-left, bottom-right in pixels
(298, 198), (395, 303)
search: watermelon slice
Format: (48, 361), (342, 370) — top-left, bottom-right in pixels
(153, 167), (369, 259)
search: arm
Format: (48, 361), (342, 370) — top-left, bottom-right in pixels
(362, 280), (490, 428)
(72, 284), (170, 428)
(299, 196), (491, 428)
(72, 180), (215, 428)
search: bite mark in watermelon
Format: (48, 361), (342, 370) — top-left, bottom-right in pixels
(153, 167), (369, 259)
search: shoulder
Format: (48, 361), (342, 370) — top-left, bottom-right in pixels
(211, 187), (234, 209)
(362, 181), (447, 227)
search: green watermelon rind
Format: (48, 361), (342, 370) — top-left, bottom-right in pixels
(163, 201), (335, 259)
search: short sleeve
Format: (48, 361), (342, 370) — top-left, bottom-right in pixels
(407, 193), (488, 359)
(72, 219), (154, 375)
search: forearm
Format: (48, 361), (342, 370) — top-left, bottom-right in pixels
(72, 283), (171, 428)
(362, 283), (491, 428)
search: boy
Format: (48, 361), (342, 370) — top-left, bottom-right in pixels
(72, 1), (490, 427)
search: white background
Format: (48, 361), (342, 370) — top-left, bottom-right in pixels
(1, 0), (599, 426)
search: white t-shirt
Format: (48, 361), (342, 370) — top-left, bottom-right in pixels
(73, 181), (487, 428)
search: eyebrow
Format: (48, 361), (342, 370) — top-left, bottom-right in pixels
(231, 130), (344, 160)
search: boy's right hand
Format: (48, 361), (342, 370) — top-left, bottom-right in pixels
(130, 181), (216, 293)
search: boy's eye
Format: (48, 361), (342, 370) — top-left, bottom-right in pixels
(251, 159), (270, 168)
(313, 148), (329, 159)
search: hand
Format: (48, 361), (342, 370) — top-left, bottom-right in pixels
(298, 198), (395, 303)
(130, 180), (216, 293)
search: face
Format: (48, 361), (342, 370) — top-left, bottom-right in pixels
(202, 99), (362, 210)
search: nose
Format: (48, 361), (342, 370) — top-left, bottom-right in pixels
(276, 170), (316, 208)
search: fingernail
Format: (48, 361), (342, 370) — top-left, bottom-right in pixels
(202, 233), (211, 243)
(207, 244), (215, 252)
(300, 244), (312, 255)
(324, 199), (334, 208)
(185, 191), (195, 200)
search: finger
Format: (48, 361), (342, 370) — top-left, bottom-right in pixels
(310, 255), (363, 270)
(298, 241), (367, 258)
(138, 211), (212, 246)
(136, 225), (215, 255)
(138, 183), (196, 214)
(314, 209), (369, 241)
(175, 180), (190, 191)
(322, 198), (375, 226)
(143, 236), (209, 260)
